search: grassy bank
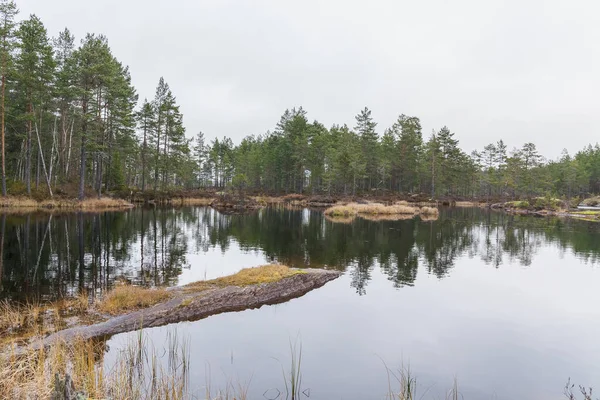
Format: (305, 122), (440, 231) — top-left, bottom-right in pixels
(0, 196), (133, 212)
(185, 264), (302, 291)
(324, 202), (439, 222)
(0, 330), (191, 399)
(0, 265), (304, 347)
(97, 265), (302, 315)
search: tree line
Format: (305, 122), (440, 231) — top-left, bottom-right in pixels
(2, 1), (599, 201)
(195, 106), (600, 201)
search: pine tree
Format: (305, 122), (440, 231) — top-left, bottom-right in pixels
(53, 28), (75, 181)
(0, 0), (17, 196)
(151, 77), (169, 191)
(136, 99), (154, 191)
(354, 107), (378, 190)
(193, 131), (206, 187)
(15, 14), (55, 195)
(72, 34), (113, 200)
(392, 115), (422, 193)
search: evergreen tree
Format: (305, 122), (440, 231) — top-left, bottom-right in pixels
(53, 28), (76, 181)
(391, 115), (422, 193)
(0, 0), (17, 196)
(355, 107), (378, 190)
(14, 14), (55, 195)
(193, 131), (206, 187)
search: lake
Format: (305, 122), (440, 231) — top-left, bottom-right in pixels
(1, 206), (600, 399)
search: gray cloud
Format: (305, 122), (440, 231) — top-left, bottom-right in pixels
(20, 0), (600, 158)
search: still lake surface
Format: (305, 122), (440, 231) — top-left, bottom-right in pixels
(1, 206), (600, 399)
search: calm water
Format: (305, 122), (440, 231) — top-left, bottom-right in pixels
(1, 207), (600, 399)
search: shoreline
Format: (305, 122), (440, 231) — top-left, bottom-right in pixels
(0, 192), (598, 222)
(5, 266), (341, 354)
(0, 196), (134, 212)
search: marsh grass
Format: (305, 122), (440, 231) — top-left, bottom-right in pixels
(0, 296), (98, 348)
(1, 328), (585, 400)
(204, 363), (251, 400)
(185, 264), (303, 291)
(420, 206), (439, 216)
(454, 201), (481, 207)
(0, 300), (29, 333)
(0, 328), (192, 400)
(98, 285), (171, 315)
(356, 203), (419, 215)
(325, 202), (437, 221)
(383, 362), (418, 400)
(283, 339), (303, 400)
(324, 204), (358, 217)
(0, 196), (133, 212)
(0, 337), (106, 399)
(0, 300), (56, 346)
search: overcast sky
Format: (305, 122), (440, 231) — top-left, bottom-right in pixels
(20, 0), (600, 158)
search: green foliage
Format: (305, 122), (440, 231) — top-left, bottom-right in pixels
(2, 4), (600, 202)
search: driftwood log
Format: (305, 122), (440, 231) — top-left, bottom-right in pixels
(29, 269), (341, 351)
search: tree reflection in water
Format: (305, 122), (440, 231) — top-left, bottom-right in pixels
(0, 206), (598, 301)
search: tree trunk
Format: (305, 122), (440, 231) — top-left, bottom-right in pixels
(0, 213), (5, 282)
(141, 118), (147, 192)
(96, 156), (102, 198)
(154, 121), (160, 193)
(1, 68), (6, 196)
(26, 103), (32, 195)
(36, 150), (40, 190)
(79, 103), (87, 201)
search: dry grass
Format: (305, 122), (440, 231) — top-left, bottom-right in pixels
(0, 196), (39, 208)
(325, 202), (421, 217)
(0, 299), (88, 348)
(186, 264), (303, 291)
(179, 197), (214, 206)
(0, 196), (133, 212)
(0, 300), (31, 335)
(324, 204), (359, 217)
(98, 265), (301, 314)
(0, 330), (191, 400)
(0, 339), (100, 399)
(98, 286), (171, 315)
(414, 202), (438, 207)
(0, 300), (48, 342)
(77, 198), (133, 209)
(454, 201), (480, 207)
(420, 206), (439, 216)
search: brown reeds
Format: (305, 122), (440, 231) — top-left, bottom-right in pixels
(0, 196), (133, 212)
(324, 202), (436, 221)
(98, 286), (171, 315)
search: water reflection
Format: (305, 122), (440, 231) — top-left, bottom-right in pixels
(1, 206), (599, 300)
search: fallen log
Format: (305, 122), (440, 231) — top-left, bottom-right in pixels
(26, 268), (341, 351)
